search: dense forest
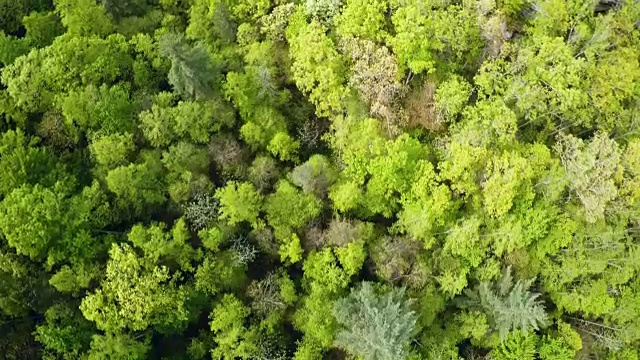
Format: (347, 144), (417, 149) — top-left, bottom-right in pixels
(1, 0), (640, 359)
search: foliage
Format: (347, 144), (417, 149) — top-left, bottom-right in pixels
(286, 8), (348, 117)
(159, 33), (218, 100)
(216, 181), (264, 228)
(2, 1), (640, 359)
(80, 243), (193, 333)
(333, 282), (419, 360)
(491, 330), (537, 360)
(265, 180), (323, 240)
(459, 268), (549, 339)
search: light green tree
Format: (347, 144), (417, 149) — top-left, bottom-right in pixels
(80, 243), (193, 333)
(215, 181), (264, 228)
(332, 282), (419, 360)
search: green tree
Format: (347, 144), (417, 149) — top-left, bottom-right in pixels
(54, 0), (114, 36)
(290, 155), (338, 197)
(86, 332), (150, 360)
(335, 0), (388, 41)
(59, 84), (136, 139)
(0, 182), (106, 266)
(159, 33), (218, 100)
(209, 294), (256, 359)
(127, 219), (201, 272)
(491, 330), (537, 360)
(2, 34), (133, 112)
(554, 132), (622, 223)
(215, 181), (264, 228)
(105, 151), (167, 214)
(162, 142), (212, 202)
(286, 8), (348, 117)
(333, 282), (419, 360)
(80, 243), (193, 333)
(265, 180), (322, 240)
(0, 129), (62, 197)
(35, 302), (94, 359)
(89, 133), (136, 174)
(459, 268), (548, 339)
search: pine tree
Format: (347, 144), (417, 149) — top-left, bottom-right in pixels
(332, 282), (419, 360)
(159, 33), (217, 100)
(459, 267), (549, 339)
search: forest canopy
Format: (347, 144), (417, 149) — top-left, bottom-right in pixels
(1, 0), (640, 359)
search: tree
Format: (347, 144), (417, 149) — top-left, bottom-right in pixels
(265, 180), (322, 240)
(259, 3), (296, 42)
(162, 141), (212, 202)
(22, 11), (66, 49)
(2, 34), (133, 112)
(248, 156), (280, 192)
(194, 251), (246, 296)
(286, 8), (348, 117)
(341, 37), (403, 131)
(0, 246), (54, 317)
(89, 133), (136, 174)
(105, 151), (167, 214)
(390, 3), (484, 75)
(127, 219), (201, 272)
(247, 272), (297, 317)
(459, 268), (548, 339)
(59, 84), (136, 139)
(215, 182), (264, 228)
(335, 0), (388, 41)
(395, 160), (453, 245)
(491, 330), (537, 360)
(35, 302), (94, 359)
(554, 132), (622, 223)
(186, 0), (236, 50)
(0, 0), (30, 34)
(159, 33), (218, 100)
(80, 243), (193, 333)
(0, 183), (105, 266)
(369, 236), (428, 289)
(267, 132), (300, 162)
(434, 75), (472, 123)
(99, 0), (150, 19)
(305, 0), (343, 25)
(140, 95), (235, 147)
(54, 0), (114, 36)
(209, 294), (256, 359)
(0, 129), (62, 197)
(183, 191), (218, 231)
(538, 335), (576, 360)
(332, 282), (419, 360)
(86, 332), (150, 360)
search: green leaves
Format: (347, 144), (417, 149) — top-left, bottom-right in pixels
(159, 33), (218, 100)
(491, 330), (537, 360)
(554, 132), (622, 223)
(0, 182), (105, 266)
(335, 0), (388, 41)
(216, 182), (264, 228)
(460, 268), (548, 339)
(60, 84), (136, 138)
(1, 1), (640, 359)
(265, 180), (322, 240)
(286, 8), (348, 117)
(80, 243), (192, 333)
(106, 151), (166, 214)
(209, 294), (255, 359)
(55, 0), (114, 36)
(333, 282), (419, 360)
